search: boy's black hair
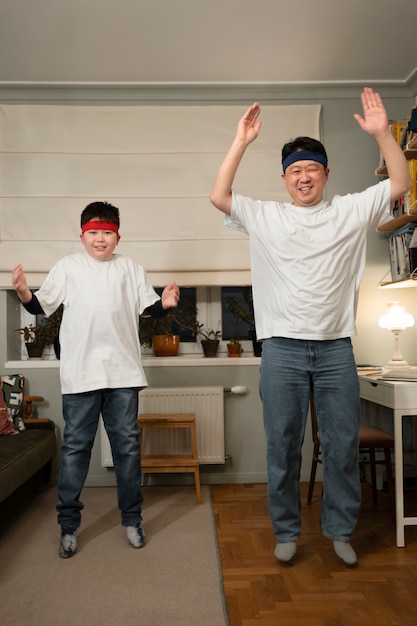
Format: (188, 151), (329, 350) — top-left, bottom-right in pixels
(80, 201), (120, 227)
(281, 136), (328, 164)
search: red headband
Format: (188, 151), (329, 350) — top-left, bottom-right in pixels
(81, 221), (119, 234)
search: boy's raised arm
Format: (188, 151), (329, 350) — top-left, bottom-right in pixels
(210, 103), (262, 215)
(11, 263), (32, 303)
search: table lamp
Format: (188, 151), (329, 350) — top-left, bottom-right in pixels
(378, 301), (415, 367)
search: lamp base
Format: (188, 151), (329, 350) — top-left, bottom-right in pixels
(385, 358), (410, 368)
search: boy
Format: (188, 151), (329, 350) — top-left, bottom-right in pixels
(210, 88), (412, 565)
(12, 201), (179, 558)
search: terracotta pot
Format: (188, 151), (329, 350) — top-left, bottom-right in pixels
(152, 335), (180, 357)
(227, 342), (241, 358)
(201, 339), (219, 358)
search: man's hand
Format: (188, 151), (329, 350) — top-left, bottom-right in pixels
(11, 263), (32, 303)
(236, 102), (262, 147)
(353, 87), (389, 138)
(161, 282), (180, 310)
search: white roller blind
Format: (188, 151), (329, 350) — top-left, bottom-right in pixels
(0, 103), (321, 287)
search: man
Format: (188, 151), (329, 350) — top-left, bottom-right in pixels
(210, 88), (411, 565)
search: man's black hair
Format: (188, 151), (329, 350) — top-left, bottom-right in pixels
(281, 137), (328, 164)
(80, 201), (120, 227)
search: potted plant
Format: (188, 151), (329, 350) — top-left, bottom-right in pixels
(139, 295), (198, 357)
(16, 304), (64, 359)
(227, 336), (243, 358)
(197, 325), (221, 358)
(16, 324), (46, 359)
(227, 288), (262, 356)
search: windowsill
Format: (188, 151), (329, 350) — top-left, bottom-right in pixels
(145, 354), (261, 366)
(4, 354), (262, 369)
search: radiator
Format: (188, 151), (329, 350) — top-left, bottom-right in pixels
(101, 386), (225, 467)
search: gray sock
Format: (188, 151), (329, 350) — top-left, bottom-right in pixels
(333, 540), (357, 565)
(274, 541), (297, 562)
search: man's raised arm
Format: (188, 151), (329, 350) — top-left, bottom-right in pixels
(354, 87), (412, 202)
(210, 102), (262, 215)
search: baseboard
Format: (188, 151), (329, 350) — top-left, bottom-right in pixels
(84, 468), (323, 487)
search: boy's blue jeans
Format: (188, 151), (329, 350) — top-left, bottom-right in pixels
(57, 387), (143, 531)
(259, 337), (361, 543)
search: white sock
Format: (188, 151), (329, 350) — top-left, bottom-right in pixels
(333, 540), (357, 565)
(274, 541), (297, 562)
(126, 525), (145, 548)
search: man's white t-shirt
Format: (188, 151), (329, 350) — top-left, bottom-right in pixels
(226, 179), (392, 341)
(35, 252), (160, 394)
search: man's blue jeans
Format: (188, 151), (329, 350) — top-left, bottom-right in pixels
(259, 337), (361, 543)
(57, 388), (143, 531)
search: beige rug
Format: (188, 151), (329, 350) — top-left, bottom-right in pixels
(0, 485), (228, 626)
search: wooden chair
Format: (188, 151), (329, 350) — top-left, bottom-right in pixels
(138, 412), (202, 504)
(24, 395), (46, 421)
(307, 394), (395, 520)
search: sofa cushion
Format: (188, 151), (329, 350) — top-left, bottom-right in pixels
(0, 424), (56, 502)
(1, 375), (25, 432)
(0, 390), (15, 436)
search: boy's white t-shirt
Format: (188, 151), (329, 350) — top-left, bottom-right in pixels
(35, 252), (160, 394)
(226, 179), (392, 341)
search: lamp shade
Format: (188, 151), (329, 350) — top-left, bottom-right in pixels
(378, 301), (414, 331)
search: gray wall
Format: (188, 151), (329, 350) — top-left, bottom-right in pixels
(1, 87), (416, 487)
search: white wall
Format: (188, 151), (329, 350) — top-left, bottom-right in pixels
(1, 87), (416, 487)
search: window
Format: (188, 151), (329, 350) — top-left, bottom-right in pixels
(139, 285), (255, 355)
(221, 287), (255, 341)
(17, 285), (257, 358)
(140, 287), (197, 345)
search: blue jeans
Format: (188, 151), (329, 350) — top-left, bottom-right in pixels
(56, 388), (143, 531)
(259, 337), (361, 543)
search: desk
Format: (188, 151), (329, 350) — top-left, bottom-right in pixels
(359, 374), (417, 547)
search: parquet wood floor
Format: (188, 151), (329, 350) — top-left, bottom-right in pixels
(211, 482), (417, 626)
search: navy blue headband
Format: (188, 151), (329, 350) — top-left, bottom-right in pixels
(282, 150), (328, 173)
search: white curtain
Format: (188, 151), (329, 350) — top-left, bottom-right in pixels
(0, 103), (321, 287)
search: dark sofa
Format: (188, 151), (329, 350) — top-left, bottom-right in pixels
(0, 419), (57, 503)
(0, 374), (57, 524)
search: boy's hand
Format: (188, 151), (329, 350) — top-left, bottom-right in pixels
(353, 87), (389, 138)
(11, 263), (32, 302)
(161, 282), (180, 309)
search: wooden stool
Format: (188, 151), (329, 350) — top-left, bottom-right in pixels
(138, 412), (202, 504)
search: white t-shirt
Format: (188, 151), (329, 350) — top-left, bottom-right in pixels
(226, 179), (392, 341)
(35, 251), (160, 394)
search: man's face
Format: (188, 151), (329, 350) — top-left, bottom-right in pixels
(281, 159), (329, 207)
(80, 224), (120, 260)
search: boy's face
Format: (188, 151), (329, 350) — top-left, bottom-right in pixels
(281, 160), (329, 207)
(80, 221), (120, 261)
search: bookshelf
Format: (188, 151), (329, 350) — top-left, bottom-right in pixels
(377, 212), (417, 233)
(379, 275), (417, 289)
(376, 106), (417, 288)
(376, 109), (417, 233)
(404, 133), (417, 159)
(376, 136), (417, 174)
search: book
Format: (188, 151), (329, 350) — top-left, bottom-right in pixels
(380, 367), (417, 381)
(389, 224), (416, 280)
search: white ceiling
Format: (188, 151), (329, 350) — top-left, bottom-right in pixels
(0, 0), (416, 90)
